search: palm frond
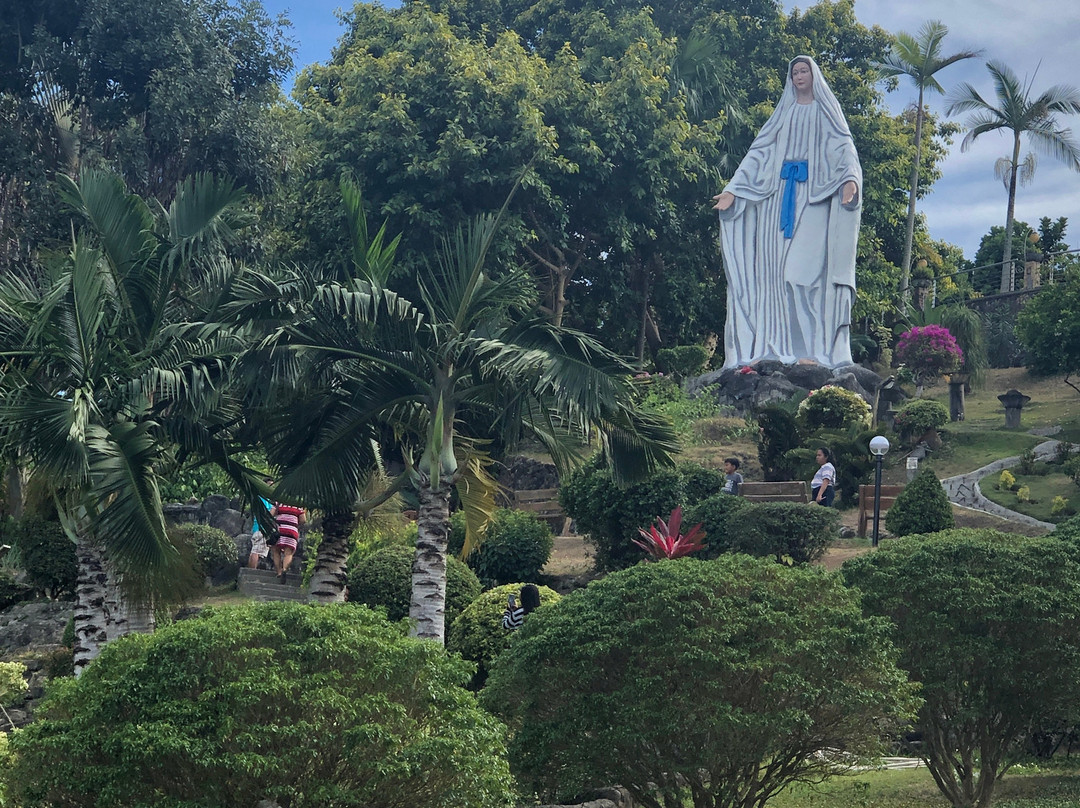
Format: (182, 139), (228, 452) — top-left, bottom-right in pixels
(340, 177), (401, 285)
(454, 445), (499, 559)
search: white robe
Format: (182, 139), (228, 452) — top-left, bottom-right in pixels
(718, 57), (862, 368)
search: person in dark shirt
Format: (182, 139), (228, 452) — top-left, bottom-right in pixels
(722, 457), (744, 495)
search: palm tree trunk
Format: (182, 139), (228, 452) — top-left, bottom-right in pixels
(409, 473), (453, 643)
(104, 570), (155, 642)
(73, 534), (109, 676)
(308, 509), (360, 603)
(1002, 133), (1021, 293)
(900, 88), (926, 314)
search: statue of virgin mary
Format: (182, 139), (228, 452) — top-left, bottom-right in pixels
(713, 55), (861, 368)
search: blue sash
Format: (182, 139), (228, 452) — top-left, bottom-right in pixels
(780, 160), (808, 239)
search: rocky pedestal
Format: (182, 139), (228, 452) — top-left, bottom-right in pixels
(686, 361), (885, 415)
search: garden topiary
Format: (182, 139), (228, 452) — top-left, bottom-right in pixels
(448, 508), (554, 586)
(885, 467), (954, 537)
(893, 399), (949, 443)
(3, 603), (516, 808)
(346, 544), (481, 631)
(559, 456), (685, 571)
(446, 583), (560, 688)
(796, 385), (871, 431)
(738, 502), (839, 564)
(684, 493), (752, 559)
(482, 558), (916, 808)
(170, 524), (239, 584)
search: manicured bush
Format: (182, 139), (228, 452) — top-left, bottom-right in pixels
(885, 468), (954, 536)
(739, 502), (839, 564)
(655, 344), (710, 378)
(842, 530), (1080, 808)
(796, 385), (872, 430)
(684, 493), (751, 558)
(893, 399), (949, 442)
(346, 544), (481, 631)
(559, 457), (685, 571)
(677, 463), (728, 503)
(4, 603), (516, 808)
(5, 516), (76, 599)
(483, 558), (916, 808)
(448, 509), (554, 586)
(170, 524), (238, 582)
(446, 583), (560, 687)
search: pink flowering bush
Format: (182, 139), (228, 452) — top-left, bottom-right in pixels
(895, 325), (962, 391)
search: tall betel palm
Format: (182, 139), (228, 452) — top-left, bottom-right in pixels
(0, 170), (252, 674)
(948, 61), (1080, 293)
(228, 181), (678, 641)
(875, 20), (979, 313)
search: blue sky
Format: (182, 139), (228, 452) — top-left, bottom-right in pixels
(261, 0), (1080, 259)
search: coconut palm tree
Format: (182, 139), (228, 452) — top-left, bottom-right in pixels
(875, 20), (979, 313)
(0, 170), (255, 673)
(228, 183), (678, 641)
(947, 61), (1080, 293)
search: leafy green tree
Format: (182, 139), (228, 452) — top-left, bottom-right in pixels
(842, 530), (1080, 808)
(0, 171), (254, 673)
(4, 602), (516, 808)
(875, 21), (979, 312)
(884, 467), (954, 536)
(1016, 268), (1080, 391)
(483, 556), (918, 808)
(947, 62), (1080, 293)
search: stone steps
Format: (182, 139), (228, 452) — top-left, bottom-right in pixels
(237, 568), (308, 603)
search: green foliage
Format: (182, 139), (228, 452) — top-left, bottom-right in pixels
(638, 376), (723, 439)
(0, 568), (33, 611)
(4, 517), (76, 599)
(885, 467), (954, 536)
(1018, 271), (1080, 379)
(797, 386), (872, 430)
(169, 524), (237, 581)
(739, 502), (840, 564)
(936, 305), (988, 385)
(449, 509), (553, 587)
(893, 399), (949, 442)
(346, 545), (481, 630)
(446, 583), (560, 688)
(0, 662), (26, 707)
(483, 557), (917, 808)
(982, 301), (1028, 368)
(842, 531), (1080, 808)
(558, 457), (685, 571)
(4, 603), (516, 808)
(757, 405), (803, 482)
(677, 463), (728, 503)
(655, 345), (710, 379)
(684, 493), (752, 559)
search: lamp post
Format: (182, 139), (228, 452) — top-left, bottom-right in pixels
(869, 436), (890, 548)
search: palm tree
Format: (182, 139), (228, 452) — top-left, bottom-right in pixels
(228, 183), (678, 641)
(947, 61), (1080, 293)
(875, 20), (979, 312)
(0, 170), (255, 673)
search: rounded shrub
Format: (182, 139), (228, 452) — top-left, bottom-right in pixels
(482, 558), (916, 808)
(448, 508), (554, 586)
(885, 467), (954, 537)
(677, 463), (728, 503)
(559, 456), (685, 571)
(4, 603), (516, 808)
(170, 524), (238, 582)
(347, 544), (481, 629)
(447, 583), (560, 687)
(893, 399), (949, 442)
(796, 385), (871, 430)
(739, 502), (840, 564)
(684, 493), (752, 558)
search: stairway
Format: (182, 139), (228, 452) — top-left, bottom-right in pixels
(237, 568), (308, 603)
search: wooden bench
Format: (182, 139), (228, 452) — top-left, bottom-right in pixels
(740, 481), (809, 504)
(513, 488), (571, 536)
(857, 484), (905, 538)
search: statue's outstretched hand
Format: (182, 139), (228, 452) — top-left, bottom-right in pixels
(841, 181), (858, 206)
(712, 192), (735, 211)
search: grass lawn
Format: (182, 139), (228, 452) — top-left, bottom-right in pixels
(770, 762), (1080, 808)
(979, 461), (1079, 523)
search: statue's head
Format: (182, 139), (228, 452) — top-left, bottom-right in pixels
(790, 57), (814, 99)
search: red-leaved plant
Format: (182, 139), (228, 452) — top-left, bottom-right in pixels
(633, 506), (707, 560)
